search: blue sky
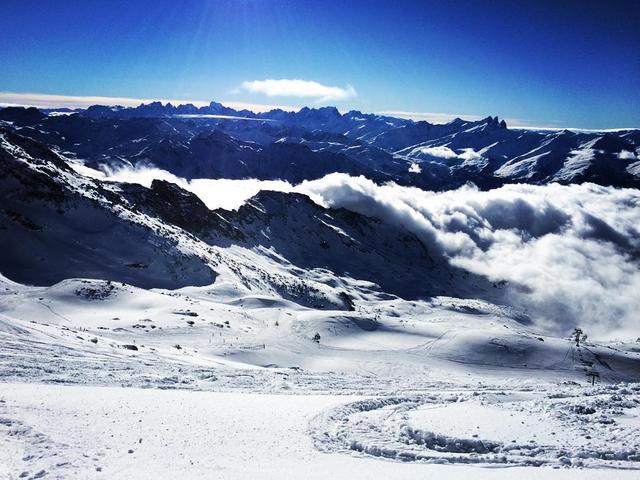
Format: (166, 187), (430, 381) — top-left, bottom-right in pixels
(1, 0), (638, 128)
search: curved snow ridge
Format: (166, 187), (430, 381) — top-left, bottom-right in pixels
(309, 386), (640, 468)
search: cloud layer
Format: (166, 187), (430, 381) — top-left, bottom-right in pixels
(76, 163), (640, 340)
(71, 163), (293, 211)
(377, 110), (485, 124)
(239, 79), (356, 102)
(0, 92), (296, 113)
(298, 175), (640, 339)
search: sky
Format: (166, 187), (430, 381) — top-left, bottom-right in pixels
(0, 0), (639, 129)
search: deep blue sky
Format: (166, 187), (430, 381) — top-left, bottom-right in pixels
(1, 0), (639, 128)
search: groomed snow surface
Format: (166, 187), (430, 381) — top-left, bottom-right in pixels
(1, 275), (639, 479)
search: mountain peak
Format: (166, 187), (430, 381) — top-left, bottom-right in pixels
(0, 106), (46, 125)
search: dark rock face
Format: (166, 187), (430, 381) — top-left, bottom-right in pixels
(121, 179), (245, 242)
(0, 107), (47, 125)
(0, 128), (216, 289)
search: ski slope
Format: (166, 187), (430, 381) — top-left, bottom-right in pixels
(1, 274), (639, 478)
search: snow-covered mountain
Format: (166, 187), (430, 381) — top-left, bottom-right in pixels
(2, 103), (638, 189)
(1, 127), (495, 304)
(2, 106), (640, 477)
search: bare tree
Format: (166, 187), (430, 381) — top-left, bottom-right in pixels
(586, 370), (600, 386)
(571, 328), (587, 347)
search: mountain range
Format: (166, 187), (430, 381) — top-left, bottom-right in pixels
(1, 125), (496, 310)
(2, 101), (640, 477)
(1, 101), (639, 315)
(1, 102), (638, 189)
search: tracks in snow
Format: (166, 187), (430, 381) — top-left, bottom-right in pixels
(309, 385), (640, 468)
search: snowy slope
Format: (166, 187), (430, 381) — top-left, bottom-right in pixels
(5, 383), (639, 480)
(1, 121), (640, 478)
(1, 271), (639, 477)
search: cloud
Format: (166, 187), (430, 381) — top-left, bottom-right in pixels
(377, 110), (485, 124)
(619, 150), (638, 160)
(239, 79), (357, 103)
(458, 148), (483, 162)
(295, 174), (640, 339)
(70, 162), (293, 211)
(72, 163), (640, 339)
(415, 146), (459, 160)
(0, 92), (210, 109)
(0, 91), (297, 113)
(409, 146), (484, 164)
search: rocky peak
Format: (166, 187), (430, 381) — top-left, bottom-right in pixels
(0, 106), (46, 126)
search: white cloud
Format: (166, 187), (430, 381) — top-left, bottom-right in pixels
(72, 162), (640, 339)
(0, 92), (209, 109)
(70, 162), (293, 211)
(410, 146), (484, 164)
(416, 146), (459, 160)
(295, 174), (640, 339)
(239, 79), (357, 103)
(377, 110), (485, 124)
(618, 150), (638, 160)
(458, 148), (483, 162)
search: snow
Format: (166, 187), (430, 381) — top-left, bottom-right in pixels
(628, 161), (640, 177)
(618, 150), (637, 161)
(496, 151), (552, 179)
(1, 270), (639, 477)
(554, 147), (595, 180)
(2, 383), (638, 479)
(2, 122), (640, 478)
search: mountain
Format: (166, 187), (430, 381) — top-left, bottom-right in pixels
(1, 103), (638, 190)
(0, 127), (215, 289)
(495, 132), (640, 186)
(0, 127), (494, 306)
(0, 106), (47, 125)
(3, 110), (640, 479)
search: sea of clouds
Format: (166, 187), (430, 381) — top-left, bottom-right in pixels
(298, 174), (640, 339)
(77, 163), (640, 339)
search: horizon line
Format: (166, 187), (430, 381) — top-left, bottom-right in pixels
(0, 91), (637, 131)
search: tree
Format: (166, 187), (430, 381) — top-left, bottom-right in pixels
(313, 332), (321, 344)
(571, 328), (587, 347)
